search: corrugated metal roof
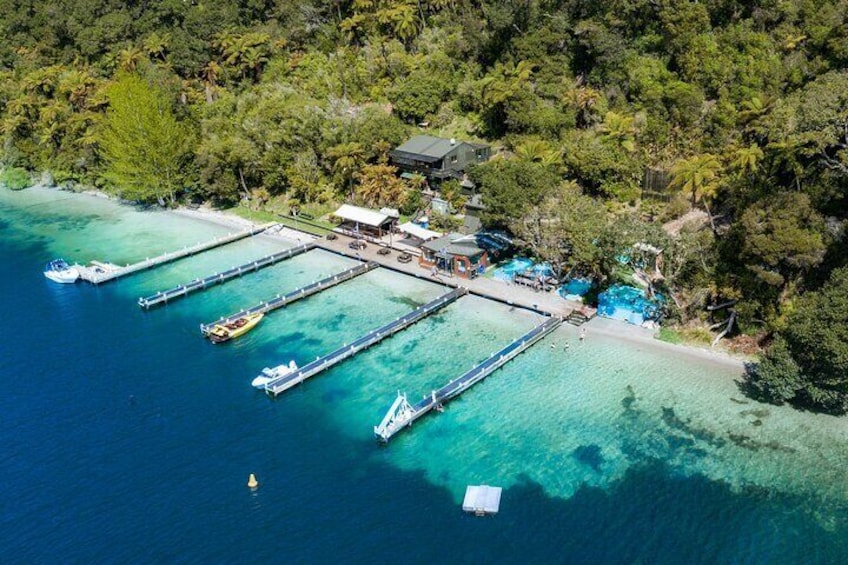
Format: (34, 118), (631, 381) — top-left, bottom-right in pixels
(389, 149), (441, 163)
(393, 135), (460, 158)
(332, 204), (390, 227)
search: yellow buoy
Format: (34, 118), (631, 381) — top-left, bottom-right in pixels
(247, 473), (259, 489)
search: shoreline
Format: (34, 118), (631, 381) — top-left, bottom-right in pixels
(584, 316), (748, 371)
(36, 183), (751, 375)
(170, 196), (751, 375)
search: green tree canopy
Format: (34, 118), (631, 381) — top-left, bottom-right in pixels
(469, 159), (559, 229)
(746, 266), (848, 413)
(98, 72), (195, 205)
(510, 181), (607, 277)
(738, 192), (827, 291)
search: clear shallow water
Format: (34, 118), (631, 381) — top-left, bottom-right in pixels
(2, 187), (848, 563)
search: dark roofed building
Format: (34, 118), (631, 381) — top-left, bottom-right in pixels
(419, 232), (489, 279)
(390, 135), (490, 185)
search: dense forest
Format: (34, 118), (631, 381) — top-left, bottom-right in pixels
(1, 1), (846, 412)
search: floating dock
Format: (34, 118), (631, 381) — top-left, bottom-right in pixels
(264, 287), (468, 396)
(78, 225), (274, 284)
(463, 485), (502, 516)
(200, 261), (379, 335)
(374, 315), (563, 442)
(138, 242), (315, 309)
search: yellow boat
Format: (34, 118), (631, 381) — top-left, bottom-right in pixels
(207, 312), (264, 343)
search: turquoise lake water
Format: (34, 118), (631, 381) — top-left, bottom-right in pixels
(2, 186), (847, 563)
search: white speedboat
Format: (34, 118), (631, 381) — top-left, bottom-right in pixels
(251, 360), (298, 389)
(44, 259), (80, 284)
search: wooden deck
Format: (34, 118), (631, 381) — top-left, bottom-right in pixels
(312, 234), (581, 319)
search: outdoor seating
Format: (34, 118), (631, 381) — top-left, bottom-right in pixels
(377, 247), (391, 256)
(349, 239), (367, 250)
(398, 252), (413, 263)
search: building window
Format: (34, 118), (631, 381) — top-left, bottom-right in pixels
(450, 155), (458, 164)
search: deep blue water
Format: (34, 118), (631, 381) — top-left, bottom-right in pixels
(2, 193), (847, 563)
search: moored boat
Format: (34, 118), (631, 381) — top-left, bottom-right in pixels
(207, 312), (264, 343)
(251, 360), (298, 389)
(44, 259), (80, 284)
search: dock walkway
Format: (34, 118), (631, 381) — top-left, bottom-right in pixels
(264, 287), (467, 396)
(200, 261), (379, 335)
(79, 224), (274, 284)
(374, 315), (562, 442)
(138, 242), (315, 309)
(314, 236), (580, 319)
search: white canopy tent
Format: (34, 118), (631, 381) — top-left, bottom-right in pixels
(397, 222), (443, 242)
(333, 204), (391, 228)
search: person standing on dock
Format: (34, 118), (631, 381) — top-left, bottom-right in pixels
(579, 327), (586, 343)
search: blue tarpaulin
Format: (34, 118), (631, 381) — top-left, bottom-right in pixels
(597, 284), (664, 325)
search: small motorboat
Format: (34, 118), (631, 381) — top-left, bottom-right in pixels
(44, 259), (80, 284)
(207, 312), (264, 343)
(251, 360), (298, 389)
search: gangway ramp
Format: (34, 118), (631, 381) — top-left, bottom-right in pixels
(374, 315), (562, 443)
(201, 261), (380, 335)
(138, 242), (315, 309)
(79, 224), (275, 284)
(264, 287), (468, 396)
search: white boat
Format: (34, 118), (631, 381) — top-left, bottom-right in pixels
(44, 259), (80, 284)
(251, 360), (298, 389)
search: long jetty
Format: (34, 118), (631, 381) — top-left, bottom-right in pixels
(264, 287), (468, 396)
(200, 261), (379, 335)
(78, 224), (274, 285)
(138, 242), (315, 309)
(374, 315), (563, 443)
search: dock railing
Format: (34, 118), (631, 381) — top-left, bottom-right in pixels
(200, 261), (380, 335)
(264, 287), (467, 396)
(79, 224), (275, 284)
(138, 241), (315, 309)
(374, 315), (563, 442)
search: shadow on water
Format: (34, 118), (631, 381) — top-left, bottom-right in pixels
(572, 444), (605, 472)
(385, 294), (426, 309)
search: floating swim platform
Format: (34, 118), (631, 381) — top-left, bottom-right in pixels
(462, 485), (502, 516)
